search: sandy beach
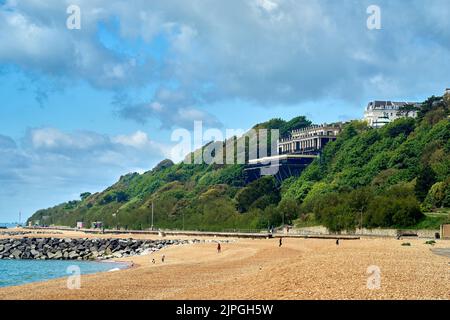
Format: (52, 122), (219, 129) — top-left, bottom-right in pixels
(0, 229), (449, 300)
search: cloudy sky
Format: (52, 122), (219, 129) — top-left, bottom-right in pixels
(0, 0), (449, 221)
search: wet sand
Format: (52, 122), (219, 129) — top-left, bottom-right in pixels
(0, 230), (448, 300)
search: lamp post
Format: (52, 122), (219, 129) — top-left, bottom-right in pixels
(151, 201), (154, 231)
(360, 211), (363, 235)
(112, 209), (119, 230)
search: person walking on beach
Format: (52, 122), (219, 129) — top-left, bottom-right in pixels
(161, 255), (165, 263)
(152, 258), (155, 264)
(279, 237), (283, 247)
(217, 243), (221, 253)
(336, 239), (339, 245)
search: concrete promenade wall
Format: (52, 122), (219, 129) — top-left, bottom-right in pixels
(24, 226), (272, 239)
(25, 226), (443, 240)
(290, 226), (440, 239)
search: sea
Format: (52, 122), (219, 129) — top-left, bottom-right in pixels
(0, 259), (129, 288)
(0, 223), (18, 229)
(0, 222), (128, 287)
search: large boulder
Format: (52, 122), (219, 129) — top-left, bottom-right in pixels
(22, 252), (31, 259)
(68, 251), (79, 259)
(11, 250), (22, 259)
(53, 251), (63, 259)
(112, 251), (123, 258)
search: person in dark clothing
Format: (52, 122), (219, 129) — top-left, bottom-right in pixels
(279, 237), (283, 247)
(336, 239), (340, 245)
(217, 243), (221, 253)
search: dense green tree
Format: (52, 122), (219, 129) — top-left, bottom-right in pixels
(347, 187), (373, 228)
(415, 165), (437, 202)
(235, 176), (279, 212)
(80, 192), (91, 201)
(385, 118), (415, 138)
(424, 179), (450, 209)
(277, 198), (301, 224)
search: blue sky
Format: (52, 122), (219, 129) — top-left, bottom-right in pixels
(0, 0), (449, 222)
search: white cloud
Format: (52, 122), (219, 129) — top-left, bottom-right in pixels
(170, 25), (198, 53)
(0, 1), (157, 90)
(0, 134), (17, 149)
(26, 127), (170, 161)
(1, 0), (449, 111)
(30, 128), (106, 150)
(0, 128), (173, 219)
(113, 131), (149, 148)
(255, 0), (278, 12)
(112, 131), (171, 157)
(118, 87), (222, 129)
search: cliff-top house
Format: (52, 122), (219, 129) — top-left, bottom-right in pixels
(363, 100), (420, 128)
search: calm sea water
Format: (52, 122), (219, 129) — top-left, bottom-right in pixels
(0, 223), (17, 229)
(0, 259), (128, 288)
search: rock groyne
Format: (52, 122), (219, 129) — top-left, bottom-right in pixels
(0, 238), (205, 261)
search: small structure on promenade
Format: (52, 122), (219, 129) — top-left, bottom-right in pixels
(91, 221), (103, 229)
(440, 224), (450, 240)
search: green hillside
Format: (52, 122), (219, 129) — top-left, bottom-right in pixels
(27, 96), (450, 232)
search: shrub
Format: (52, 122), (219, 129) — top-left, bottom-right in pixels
(366, 185), (423, 228)
(235, 176), (279, 212)
(401, 242), (411, 246)
(384, 118), (415, 138)
(80, 192), (92, 201)
(322, 203), (357, 233)
(277, 198), (301, 224)
(415, 165), (437, 202)
(424, 179), (450, 209)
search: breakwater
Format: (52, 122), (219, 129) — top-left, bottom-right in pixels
(0, 230), (63, 237)
(0, 238), (204, 261)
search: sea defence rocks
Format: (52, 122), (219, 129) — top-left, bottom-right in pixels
(0, 230), (63, 237)
(0, 238), (212, 261)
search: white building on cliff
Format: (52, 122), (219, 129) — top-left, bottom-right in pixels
(364, 100), (420, 128)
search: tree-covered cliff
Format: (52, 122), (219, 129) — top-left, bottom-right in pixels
(27, 96), (450, 232)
